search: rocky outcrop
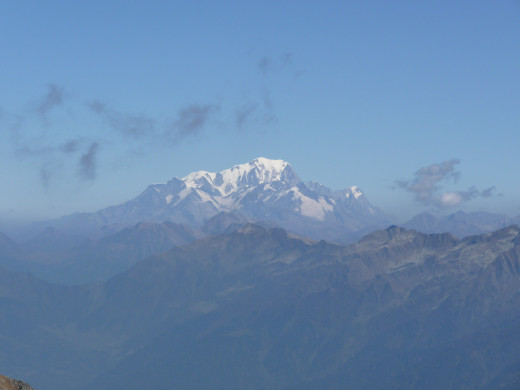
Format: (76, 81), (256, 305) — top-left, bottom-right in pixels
(0, 375), (34, 390)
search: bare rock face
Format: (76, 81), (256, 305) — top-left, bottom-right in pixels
(0, 375), (34, 390)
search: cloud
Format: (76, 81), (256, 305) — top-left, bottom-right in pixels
(259, 56), (270, 75)
(235, 104), (257, 131)
(262, 92), (277, 125)
(61, 139), (79, 153)
(78, 142), (99, 180)
(281, 52), (293, 65)
(481, 186), (496, 198)
(16, 139), (82, 157)
(233, 93), (277, 131)
(87, 100), (155, 138)
(39, 166), (52, 189)
(396, 160), (496, 208)
(37, 84), (65, 119)
(167, 104), (219, 142)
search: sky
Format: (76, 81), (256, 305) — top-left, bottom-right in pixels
(1, 1), (520, 227)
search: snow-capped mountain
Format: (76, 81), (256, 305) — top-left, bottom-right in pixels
(35, 157), (392, 240)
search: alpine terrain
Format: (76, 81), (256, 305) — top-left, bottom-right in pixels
(31, 158), (391, 241)
(0, 224), (519, 389)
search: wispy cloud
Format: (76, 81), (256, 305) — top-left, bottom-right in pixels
(262, 92), (277, 125)
(39, 165), (52, 189)
(233, 91), (277, 131)
(5, 52), (299, 187)
(235, 104), (258, 131)
(78, 142), (99, 180)
(396, 159), (496, 208)
(61, 139), (79, 153)
(258, 56), (271, 75)
(16, 139), (82, 157)
(87, 100), (155, 138)
(166, 103), (219, 142)
(281, 52), (293, 65)
(37, 84), (65, 120)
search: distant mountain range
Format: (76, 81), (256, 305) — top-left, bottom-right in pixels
(26, 157), (392, 242)
(1, 157), (519, 389)
(2, 157), (517, 285)
(402, 210), (520, 238)
(1, 223), (519, 389)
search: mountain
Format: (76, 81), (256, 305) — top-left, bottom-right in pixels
(201, 211), (250, 235)
(30, 157), (392, 241)
(21, 227), (86, 254)
(0, 375), (34, 390)
(0, 232), (21, 259)
(0, 232), (26, 272)
(1, 224), (519, 389)
(403, 210), (515, 238)
(15, 221), (202, 284)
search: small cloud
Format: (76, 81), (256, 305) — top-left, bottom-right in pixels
(235, 104), (257, 131)
(481, 186), (495, 198)
(396, 159), (496, 209)
(167, 104), (219, 142)
(87, 100), (155, 138)
(61, 139), (80, 153)
(281, 52), (293, 65)
(39, 166), (52, 189)
(37, 84), (65, 119)
(262, 92), (277, 125)
(259, 56), (270, 75)
(78, 142), (99, 180)
(16, 139), (81, 157)
(233, 93), (277, 131)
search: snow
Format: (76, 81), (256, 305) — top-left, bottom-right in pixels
(153, 158), (369, 221)
(291, 187), (333, 221)
(350, 186), (363, 199)
(173, 187), (193, 205)
(195, 190), (220, 208)
(180, 157), (291, 197)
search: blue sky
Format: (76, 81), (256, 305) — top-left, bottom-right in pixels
(1, 1), (519, 225)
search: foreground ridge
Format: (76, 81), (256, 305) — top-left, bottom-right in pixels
(0, 375), (34, 390)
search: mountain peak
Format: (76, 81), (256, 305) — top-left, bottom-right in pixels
(181, 157), (299, 197)
(39, 157), (391, 241)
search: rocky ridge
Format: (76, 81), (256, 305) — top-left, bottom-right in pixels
(0, 375), (33, 390)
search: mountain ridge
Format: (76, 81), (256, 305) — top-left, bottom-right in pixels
(26, 157), (392, 241)
(1, 224), (519, 388)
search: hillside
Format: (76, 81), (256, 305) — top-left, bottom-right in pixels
(0, 225), (519, 388)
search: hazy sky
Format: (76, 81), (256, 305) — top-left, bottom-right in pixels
(1, 1), (519, 225)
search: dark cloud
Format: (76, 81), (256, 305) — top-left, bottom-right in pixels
(16, 139), (81, 157)
(168, 104), (219, 141)
(87, 100), (155, 138)
(78, 142), (99, 180)
(39, 166), (51, 189)
(37, 84), (65, 118)
(235, 104), (257, 131)
(259, 56), (270, 75)
(396, 160), (496, 208)
(61, 139), (79, 153)
(281, 52), (293, 65)
(480, 186), (496, 198)
(234, 93), (277, 131)
(262, 92), (277, 125)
